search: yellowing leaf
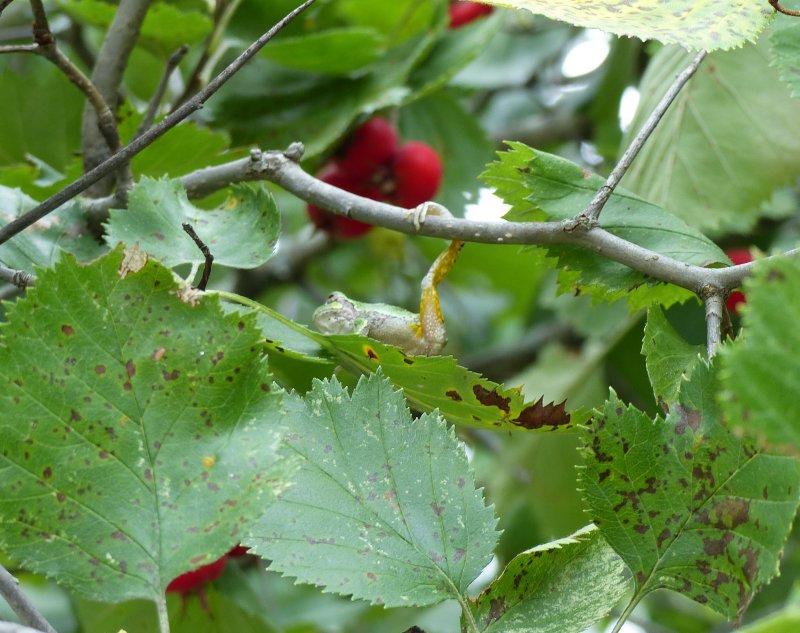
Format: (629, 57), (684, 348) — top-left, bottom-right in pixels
(484, 0), (772, 50)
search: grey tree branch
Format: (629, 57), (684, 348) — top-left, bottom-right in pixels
(80, 0), (152, 197)
(0, 264), (35, 288)
(701, 288), (724, 358)
(571, 49), (708, 226)
(0, 0), (16, 18)
(0, 0), (318, 248)
(0, 566), (56, 633)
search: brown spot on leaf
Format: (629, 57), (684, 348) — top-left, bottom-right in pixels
(126, 360), (136, 378)
(43, 467), (52, 479)
(364, 346), (379, 360)
(163, 369), (180, 381)
(512, 397), (571, 430)
(403, 357), (414, 365)
(487, 597), (507, 624)
(674, 404), (701, 434)
(153, 347), (166, 361)
(70, 409), (81, 422)
(446, 390), (462, 401)
(61, 325), (74, 335)
(431, 502), (444, 517)
(703, 532), (734, 556)
(473, 385), (510, 413)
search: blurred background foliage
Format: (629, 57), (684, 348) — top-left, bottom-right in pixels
(1, 0), (799, 631)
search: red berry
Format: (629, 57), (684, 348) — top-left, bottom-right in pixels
(336, 118), (399, 180)
(306, 164), (376, 239)
(391, 142), (443, 208)
(449, 2), (493, 28)
(725, 248), (753, 314)
(166, 556), (227, 594)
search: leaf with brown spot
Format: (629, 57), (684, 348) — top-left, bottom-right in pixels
(467, 525), (628, 632)
(580, 362), (800, 619)
(0, 248), (295, 602)
(247, 372), (498, 608)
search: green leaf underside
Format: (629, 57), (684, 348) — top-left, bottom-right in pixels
(0, 249), (292, 601)
(486, 0), (770, 50)
(484, 143), (728, 310)
(0, 188), (104, 272)
(720, 256), (800, 451)
(316, 334), (583, 432)
(580, 364), (800, 618)
(770, 12), (800, 98)
(468, 525), (629, 633)
(247, 373), (499, 608)
(105, 178), (279, 269)
(642, 307), (705, 406)
(623, 41), (800, 234)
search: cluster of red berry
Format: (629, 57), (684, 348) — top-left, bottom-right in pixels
(306, 118), (443, 239)
(449, 1), (494, 28)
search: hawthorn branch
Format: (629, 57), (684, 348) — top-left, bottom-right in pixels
(770, 0), (800, 17)
(0, 623), (50, 633)
(0, 0), (16, 17)
(0, 264), (35, 288)
(0, 565), (56, 633)
(0, 0), (317, 248)
(570, 49), (707, 226)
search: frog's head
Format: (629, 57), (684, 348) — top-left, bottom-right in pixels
(312, 292), (359, 334)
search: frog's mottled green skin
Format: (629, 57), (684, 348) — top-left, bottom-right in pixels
(312, 291), (446, 356)
(312, 238), (463, 356)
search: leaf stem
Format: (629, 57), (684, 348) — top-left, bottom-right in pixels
(610, 590), (647, 633)
(573, 49), (707, 226)
(155, 595), (170, 633)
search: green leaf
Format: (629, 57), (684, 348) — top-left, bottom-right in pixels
(0, 62), (83, 170)
(75, 587), (278, 633)
(0, 187), (106, 271)
(247, 372), (499, 608)
(399, 90), (495, 216)
(467, 525), (629, 633)
(487, 0), (770, 50)
(105, 178), (279, 269)
(580, 363), (800, 618)
(642, 306), (705, 406)
(622, 40), (800, 234)
(333, 0), (439, 44)
(771, 12), (800, 98)
(261, 28), (387, 75)
(720, 255), (800, 450)
(59, 0), (212, 57)
(0, 248), (293, 601)
(314, 334), (581, 432)
(483, 143), (728, 309)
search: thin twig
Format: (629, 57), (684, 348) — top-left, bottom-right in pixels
(0, 264), (35, 288)
(0, 565), (56, 633)
(0, 0), (317, 249)
(0, 44), (38, 54)
(134, 44), (189, 139)
(570, 49), (707, 226)
(701, 287), (724, 358)
(181, 222), (214, 290)
(0, 0), (16, 17)
(770, 0), (800, 17)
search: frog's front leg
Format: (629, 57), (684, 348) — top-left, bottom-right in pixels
(405, 201), (452, 231)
